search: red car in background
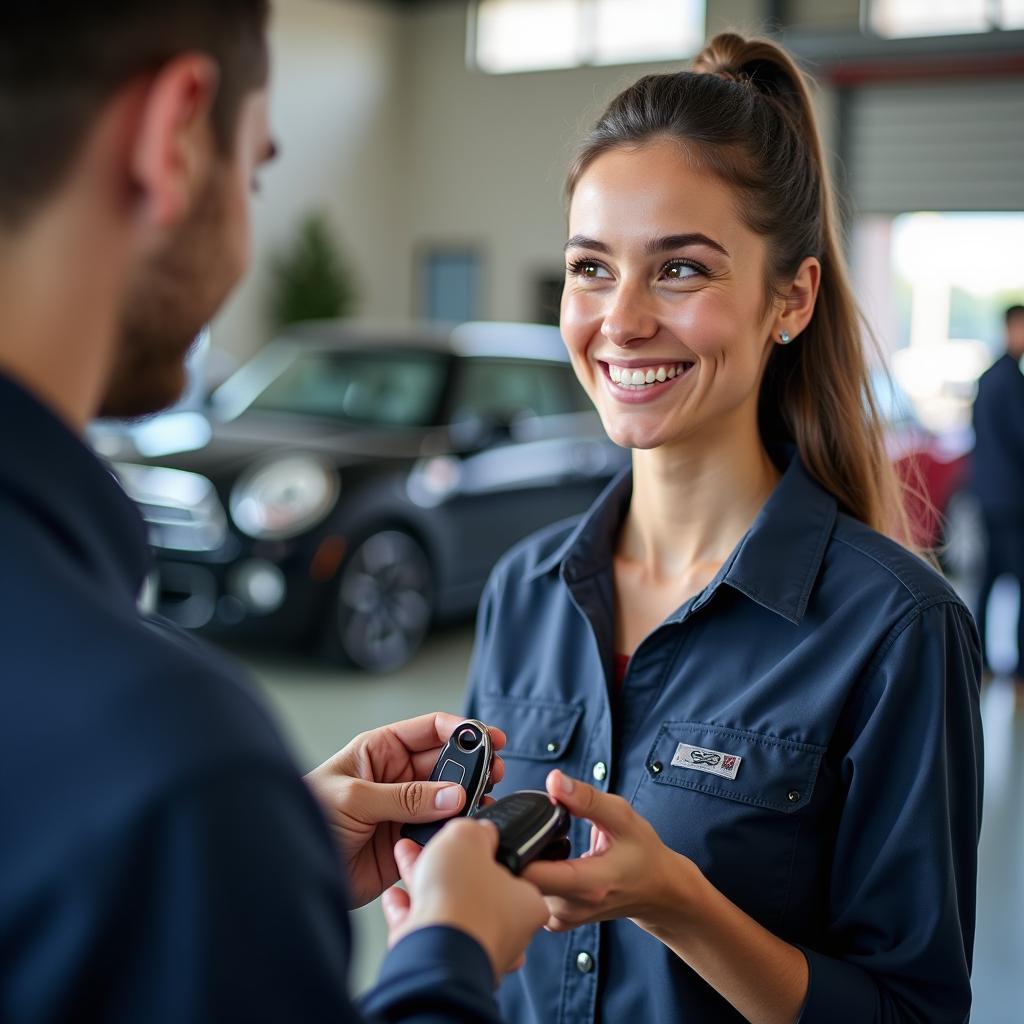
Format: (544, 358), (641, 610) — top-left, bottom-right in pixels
(873, 372), (978, 574)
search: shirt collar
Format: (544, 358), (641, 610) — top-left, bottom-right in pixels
(529, 449), (837, 625)
(0, 372), (150, 604)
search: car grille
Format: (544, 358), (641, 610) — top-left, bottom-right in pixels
(113, 463), (228, 552)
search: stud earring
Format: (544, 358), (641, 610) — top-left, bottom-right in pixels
(779, 330), (792, 344)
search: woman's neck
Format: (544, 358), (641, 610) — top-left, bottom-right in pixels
(621, 424), (781, 582)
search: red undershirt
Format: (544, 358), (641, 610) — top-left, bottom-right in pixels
(614, 653), (630, 690)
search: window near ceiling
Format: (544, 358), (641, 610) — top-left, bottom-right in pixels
(471, 0), (706, 74)
(867, 0), (1024, 37)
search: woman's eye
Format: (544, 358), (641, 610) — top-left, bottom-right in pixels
(662, 260), (702, 280)
(568, 259), (611, 279)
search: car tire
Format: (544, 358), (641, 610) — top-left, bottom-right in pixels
(326, 529), (434, 673)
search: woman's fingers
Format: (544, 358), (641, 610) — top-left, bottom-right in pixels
(545, 770), (634, 838)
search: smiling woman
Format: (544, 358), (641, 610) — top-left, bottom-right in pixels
(462, 31), (983, 1024)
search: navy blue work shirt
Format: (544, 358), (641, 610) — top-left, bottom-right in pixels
(466, 452), (983, 1024)
(971, 352), (1024, 515)
(0, 373), (500, 1024)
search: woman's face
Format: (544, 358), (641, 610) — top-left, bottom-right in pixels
(561, 138), (779, 452)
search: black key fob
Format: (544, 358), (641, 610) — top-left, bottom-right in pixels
(473, 790), (571, 875)
(400, 719), (493, 847)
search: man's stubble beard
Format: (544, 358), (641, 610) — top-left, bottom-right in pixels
(99, 167), (236, 420)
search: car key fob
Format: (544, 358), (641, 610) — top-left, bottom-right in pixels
(473, 790), (571, 875)
(400, 719), (493, 847)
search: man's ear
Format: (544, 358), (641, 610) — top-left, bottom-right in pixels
(130, 54), (220, 230)
(773, 256), (821, 344)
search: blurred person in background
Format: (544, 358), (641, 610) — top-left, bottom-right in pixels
(461, 33), (983, 1024)
(971, 303), (1024, 704)
(0, 4), (547, 1022)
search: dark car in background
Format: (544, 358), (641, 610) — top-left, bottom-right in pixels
(90, 321), (627, 672)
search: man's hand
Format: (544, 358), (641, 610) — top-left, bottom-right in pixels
(305, 713), (506, 908)
(382, 821), (549, 980)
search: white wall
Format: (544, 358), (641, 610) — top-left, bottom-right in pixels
(212, 0), (410, 362)
(404, 0), (775, 323)
(213, 0), (839, 359)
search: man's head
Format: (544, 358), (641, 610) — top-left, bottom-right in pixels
(1, 2), (274, 417)
(1006, 305), (1024, 360)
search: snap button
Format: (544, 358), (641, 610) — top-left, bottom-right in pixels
(592, 761), (608, 782)
(649, 761), (663, 774)
(575, 951), (594, 974)
(787, 790), (801, 804)
(546, 741), (560, 753)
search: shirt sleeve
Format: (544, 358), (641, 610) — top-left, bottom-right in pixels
(80, 761), (499, 1024)
(361, 928), (501, 1023)
(796, 598), (983, 1024)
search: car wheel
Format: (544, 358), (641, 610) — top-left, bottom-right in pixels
(940, 490), (985, 587)
(328, 529), (434, 673)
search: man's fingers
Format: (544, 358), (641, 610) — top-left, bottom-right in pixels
(381, 885), (412, 945)
(545, 770), (632, 837)
(393, 838), (423, 886)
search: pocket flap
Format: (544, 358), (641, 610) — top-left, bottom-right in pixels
(476, 695), (583, 761)
(645, 721), (824, 813)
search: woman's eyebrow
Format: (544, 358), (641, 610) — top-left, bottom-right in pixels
(563, 233), (730, 257)
(564, 235), (609, 253)
(645, 233), (730, 257)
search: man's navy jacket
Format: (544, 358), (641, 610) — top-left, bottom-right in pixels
(972, 352), (1024, 516)
(0, 373), (500, 1023)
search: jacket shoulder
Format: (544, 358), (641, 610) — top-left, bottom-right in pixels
(830, 513), (966, 613)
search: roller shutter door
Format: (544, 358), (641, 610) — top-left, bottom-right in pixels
(846, 77), (1024, 213)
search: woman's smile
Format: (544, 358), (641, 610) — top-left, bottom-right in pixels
(599, 359), (696, 404)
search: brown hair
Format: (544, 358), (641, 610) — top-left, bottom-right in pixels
(0, 1), (270, 231)
(566, 32), (916, 548)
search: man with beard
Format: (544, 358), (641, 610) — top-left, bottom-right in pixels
(0, 4), (547, 1023)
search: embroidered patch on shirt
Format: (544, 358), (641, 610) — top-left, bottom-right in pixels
(671, 743), (743, 780)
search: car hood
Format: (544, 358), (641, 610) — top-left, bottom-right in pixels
(90, 411), (441, 479)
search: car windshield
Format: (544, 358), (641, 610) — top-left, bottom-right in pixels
(246, 349), (448, 427)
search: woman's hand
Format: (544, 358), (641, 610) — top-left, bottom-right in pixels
(304, 713), (506, 908)
(522, 769), (695, 933)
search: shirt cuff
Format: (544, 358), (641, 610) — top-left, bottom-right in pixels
(360, 926), (499, 1022)
(795, 946), (878, 1024)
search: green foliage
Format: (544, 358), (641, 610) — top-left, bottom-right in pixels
(270, 212), (358, 328)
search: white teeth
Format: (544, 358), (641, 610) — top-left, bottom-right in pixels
(607, 362), (690, 389)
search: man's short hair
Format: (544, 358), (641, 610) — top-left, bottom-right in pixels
(1006, 305), (1024, 325)
(0, 2), (270, 231)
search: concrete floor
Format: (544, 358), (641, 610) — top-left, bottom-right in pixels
(245, 608), (1024, 1021)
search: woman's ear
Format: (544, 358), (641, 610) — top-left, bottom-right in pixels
(773, 256), (820, 344)
(129, 53), (220, 231)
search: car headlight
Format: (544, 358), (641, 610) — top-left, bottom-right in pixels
(230, 455), (339, 540)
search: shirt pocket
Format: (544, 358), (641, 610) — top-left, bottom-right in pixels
(475, 694), (584, 796)
(631, 720), (825, 930)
